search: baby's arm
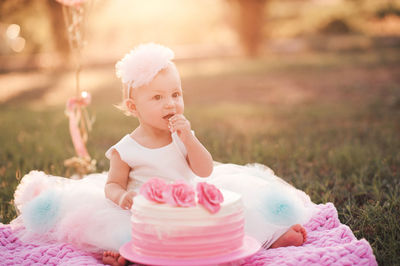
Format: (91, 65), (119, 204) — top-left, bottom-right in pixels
(169, 114), (213, 177)
(184, 134), (213, 177)
(105, 150), (136, 209)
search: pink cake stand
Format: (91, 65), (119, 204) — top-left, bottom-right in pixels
(119, 235), (261, 266)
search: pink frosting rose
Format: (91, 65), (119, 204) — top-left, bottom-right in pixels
(139, 178), (168, 203)
(197, 182), (224, 213)
(163, 181), (196, 207)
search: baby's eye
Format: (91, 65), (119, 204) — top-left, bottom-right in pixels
(153, 95), (161, 100)
(172, 92), (181, 98)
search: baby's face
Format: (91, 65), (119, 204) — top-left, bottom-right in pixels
(132, 64), (184, 131)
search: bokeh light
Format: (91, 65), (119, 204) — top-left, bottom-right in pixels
(81, 91), (88, 99)
(6, 24), (20, 40)
(5, 23), (25, 53)
(10, 37), (26, 52)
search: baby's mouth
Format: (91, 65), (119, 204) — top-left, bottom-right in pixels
(163, 113), (175, 120)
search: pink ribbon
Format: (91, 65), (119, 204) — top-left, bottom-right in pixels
(66, 93), (91, 158)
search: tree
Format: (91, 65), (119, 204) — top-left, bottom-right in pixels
(228, 0), (268, 56)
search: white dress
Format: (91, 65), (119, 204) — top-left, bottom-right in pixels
(12, 132), (316, 253)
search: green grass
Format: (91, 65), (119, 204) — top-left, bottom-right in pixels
(1, 49), (400, 265)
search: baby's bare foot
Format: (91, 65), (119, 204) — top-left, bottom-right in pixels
(102, 251), (127, 266)
(270, 224), (307, 248)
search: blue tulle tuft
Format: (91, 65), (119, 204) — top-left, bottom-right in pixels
(21, 190), (61, 234)
(258, 189), (300, 226)
(117, 230), (132, 247)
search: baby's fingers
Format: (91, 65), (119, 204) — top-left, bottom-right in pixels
(169, 114), (188, 124)
(170, 113), (184, 120)
(119, 192), (133, 210)
(122, 199), (132, 210)
(172, 121), (190, 131)
(126, 201), (133, 210)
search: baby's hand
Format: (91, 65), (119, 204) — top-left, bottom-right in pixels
(169, 114), (192, 141)
(118, 190), (136, 210)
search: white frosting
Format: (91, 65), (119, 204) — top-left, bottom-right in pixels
(131, 190), (243, 225)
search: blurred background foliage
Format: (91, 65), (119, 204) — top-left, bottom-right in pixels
(1, 0), (400, 67)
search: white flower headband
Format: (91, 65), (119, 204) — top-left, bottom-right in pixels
(115, 43), (175, 98)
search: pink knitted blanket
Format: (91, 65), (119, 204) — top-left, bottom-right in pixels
(1, 203), (377, 265)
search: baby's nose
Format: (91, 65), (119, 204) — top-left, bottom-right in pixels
(164, 97), (174, 107)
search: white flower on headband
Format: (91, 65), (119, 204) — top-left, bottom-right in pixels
(115, 43), (175, 89)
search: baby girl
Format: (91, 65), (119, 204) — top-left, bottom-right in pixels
(102, 43), (309, 265)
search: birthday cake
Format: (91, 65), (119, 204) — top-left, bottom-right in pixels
(128, 178), (245, 259)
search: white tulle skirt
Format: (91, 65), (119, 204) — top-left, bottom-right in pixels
(201, 163), (316, 248)
(11, 163), (316, 253)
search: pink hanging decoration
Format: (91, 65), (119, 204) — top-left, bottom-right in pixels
(65, 93), (91, 159)
(57, 0), (96, 177)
